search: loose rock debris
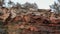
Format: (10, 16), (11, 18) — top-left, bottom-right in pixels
(0, 7), (60, 34)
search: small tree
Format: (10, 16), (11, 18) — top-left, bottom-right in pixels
(15, 3), (21, 8)
(3, 0), (15, 8)
(50, 0), (60, 14)
(22, 2), (38, 9)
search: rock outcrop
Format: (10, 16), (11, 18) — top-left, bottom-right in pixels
(0, 6), (60, 34)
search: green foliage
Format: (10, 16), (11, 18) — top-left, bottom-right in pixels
(22, 2), (38, 9)
(50, 0), (60, 14)
(1, 0), (38, 9)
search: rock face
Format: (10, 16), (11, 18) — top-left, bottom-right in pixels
(0, 6), (60, 34)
